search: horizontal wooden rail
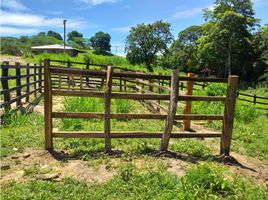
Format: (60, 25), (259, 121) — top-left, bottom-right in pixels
(0, 80), (42, 95)
(136, 79), (170, 91)
(1, 73), (42, 81)
(49, 67), (228, 82)
(52, 112), (223, 120)
(0, 86), (42, 108)
(52, 131), (222, 138)
(51, 90), (225, 101)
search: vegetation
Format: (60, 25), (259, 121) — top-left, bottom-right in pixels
(2, 163), (267, 199)
(192, 83), (268, 163)
(125, 20), (173, 72)
(90, 31), (111, 54)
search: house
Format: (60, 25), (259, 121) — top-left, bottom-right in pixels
(31, 44), (85, 57)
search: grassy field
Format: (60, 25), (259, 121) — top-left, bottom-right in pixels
(24, 51), (170, 74)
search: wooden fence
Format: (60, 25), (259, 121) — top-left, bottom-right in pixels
(44, 58), (239, 156)
(178, 79), (268, 111)
(237, 92), (268, 111)
(1, 61), (43, 111)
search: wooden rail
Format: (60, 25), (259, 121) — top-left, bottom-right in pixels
(1, 61), (43, 111)
(44, 59), (238, 157)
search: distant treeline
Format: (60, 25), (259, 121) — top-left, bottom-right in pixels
(0, 30), (111, 55)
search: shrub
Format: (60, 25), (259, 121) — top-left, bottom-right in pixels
(205, 83), (227, 96)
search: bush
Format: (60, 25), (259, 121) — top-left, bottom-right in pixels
(205, 83), (227, 96)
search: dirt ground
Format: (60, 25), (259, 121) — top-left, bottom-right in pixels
(1, 145), (268, 189)
(0, 55), (27, 65)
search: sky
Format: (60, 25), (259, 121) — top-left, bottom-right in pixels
(1, 0), (268, 56)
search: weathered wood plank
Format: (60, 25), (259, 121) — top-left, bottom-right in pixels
(183, 73), (194, 131)
(160, 70), (179, 151)
(25, 63), (30, 102)
(221, 75), (239, 156)
(52, 112), (223, 120)
(44, 59), (53, 150)
(1, 61), (11, 110)
(49, 67), (228, 82)
(104, 66), (113, 152)
(15, 62), (22, 107)
(52, 131), (222, 138)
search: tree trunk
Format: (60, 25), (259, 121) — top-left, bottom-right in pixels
(226, 36), (232, 77)
(146, 64), (154, 72)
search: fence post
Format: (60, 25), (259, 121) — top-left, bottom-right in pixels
(25, 63), (30, 102)
(149, 79), (153, 92)
(120, 70), (122, 92)
(160, 70), (179, 151)
(44, 59), (53, 150)
(158, 73), (161, 105)
(1, 61), (11, 111)
(86, 62), (89, 85)
(15, 62), (22, 108)
(183, 73), (194, 131)
(38, 62), (42, 93)
(124, 79), (127, 91)
(253, 94), (256, 105)
(221, 75), (239, 156)
(104, 66), (113, 152)
(34, 64), (37, 97)
(67, 60), (71, 81)
(180, 82), (183, 91)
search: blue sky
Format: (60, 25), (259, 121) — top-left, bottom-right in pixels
(1, 0), (268, 55)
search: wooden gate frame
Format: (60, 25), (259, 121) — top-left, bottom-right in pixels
(44, 59), (239, 156)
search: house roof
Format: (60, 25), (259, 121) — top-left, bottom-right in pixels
(31, 44), (85, 52)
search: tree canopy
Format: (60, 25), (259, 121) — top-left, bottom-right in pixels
(197, 0), (258, 79)
(90, 31), (111, 54)
(166, 25), (202, 71)
(125, 20), (173, 72)
(47, 30), (62, 40)
(67, 30), (85, 49)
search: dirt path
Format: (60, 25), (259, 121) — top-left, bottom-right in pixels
(0, 55), (27, 65)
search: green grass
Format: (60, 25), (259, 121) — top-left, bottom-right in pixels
(2, 163), (267, 200)
(1, 111), (44, 157)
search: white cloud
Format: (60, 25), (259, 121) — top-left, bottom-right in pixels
(172, 7), (203, 19)
(0, 10), (86, 29)
(78, 0), (119, 6)
(112, 26), (131, 33)
(1, 0), (29, 11)
(0, 26), (38, 36)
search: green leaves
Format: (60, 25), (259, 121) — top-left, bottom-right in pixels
(90, 31), (111, 54)
(125, 20), (173, 72)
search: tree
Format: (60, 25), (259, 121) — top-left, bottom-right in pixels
(254, 25), (268, 82)
(30, 34), (61, 46)
(67, 30), (85, 49)
(166, 25), (202, 72)
(197, 0), (258, 79)
(67, 30), (83, 41)
(47, 30), (62, 40)
(125, 20), (173, 72)
(90, 31), (111, 53)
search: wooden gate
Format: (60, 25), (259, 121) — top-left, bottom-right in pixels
(44, 59), (238, 156)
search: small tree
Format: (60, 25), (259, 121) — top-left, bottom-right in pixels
(125, 20), (173, 72)
(90, 31), (111, 53)
(47, 30), (62, 40)
(67, 30), (85, 49)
